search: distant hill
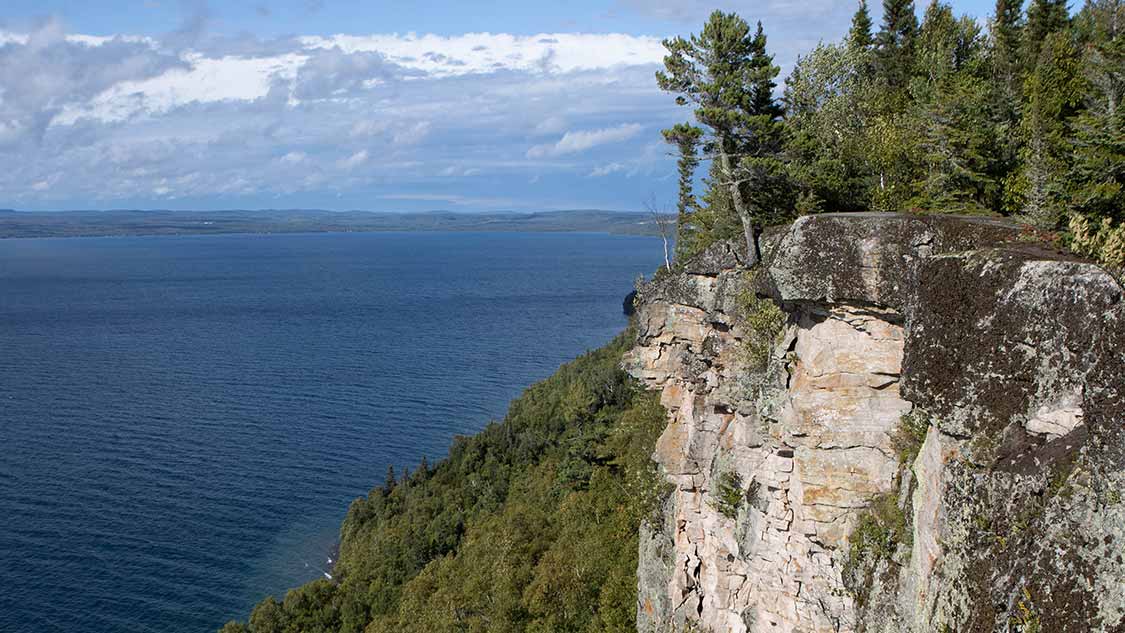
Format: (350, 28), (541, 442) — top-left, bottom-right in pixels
(0, 209), (670, 239)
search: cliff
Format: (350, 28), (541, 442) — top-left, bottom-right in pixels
(625, 213), (1124, 632)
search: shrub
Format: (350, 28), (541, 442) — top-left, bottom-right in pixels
(735, 272), (786, 370)
(1069, 214), (1125, 269)
(714, 471), (745, 519)
(891, 409), (930, 468)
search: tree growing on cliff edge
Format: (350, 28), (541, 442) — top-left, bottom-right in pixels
(661, 122), (704, 261)
(656, 11), (788, 266)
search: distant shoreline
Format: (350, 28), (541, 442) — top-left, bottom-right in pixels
(0, 209), (668, 240)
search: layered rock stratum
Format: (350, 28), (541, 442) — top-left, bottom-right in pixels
(625, 214), (1124, 633)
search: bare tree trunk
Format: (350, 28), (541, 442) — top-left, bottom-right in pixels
(719, 148), (760, 267)
(644, 194), (675, 272)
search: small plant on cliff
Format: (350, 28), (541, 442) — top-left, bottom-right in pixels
(891, 408), (930, 468)
(735, 271), (786, 370)
(842, 492), (910, 606)
(714, 471), (745, 519)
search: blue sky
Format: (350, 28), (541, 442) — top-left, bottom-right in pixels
(1, 0), (998, 212)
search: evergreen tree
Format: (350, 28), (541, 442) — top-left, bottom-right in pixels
(784, 42), (877, 211)
(656, 11), (787, 265)
(1025, 0), (1071, 66)
(987, 0), (1027, 205)
(383, 464), (396, 492)
(740, 22), (791, 242)
(850, 0), (876, 49)
(1014, 31), (1085, 225)
(991, 0), (1026, 94)
(876, 0), (919, 89)
(1068, 0), (1125, 222)
(661, 123), (705, 260)
(911, 2), (996, 211)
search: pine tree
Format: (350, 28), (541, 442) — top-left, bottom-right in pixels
(656, 11), (787, 265)
(876, 0), (919, 89)
(850, 0), (875, 49)
(661, 123), (705, 260)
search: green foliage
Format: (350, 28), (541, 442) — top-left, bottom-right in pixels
(656, 2), (1119, 264)
(875, 0), (919, 90)
(1025, 0), (1071, 68)
(1014, 31), (1086, 226)
(657, 12), (790, 262)
(850, 0), (875, 50)
(224, 333), (670, 633)
(892, 409), (931, 467)
(1068, 0), (1125, 224)
(735, 272), (786, 369)
(1069, 214), (1125, 267)
(663, 123), (706, 261)
(843, 493), (911, 605)
(714, 471), (745, 519)
(785, 43), (880, 212)
(910, 4), (999, 213)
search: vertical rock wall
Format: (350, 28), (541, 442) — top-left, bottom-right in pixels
(626, 214), (1125, 633)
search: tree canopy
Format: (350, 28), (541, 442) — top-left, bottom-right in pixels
(658, 1), (1124, 270)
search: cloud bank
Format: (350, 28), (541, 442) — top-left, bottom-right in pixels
(0, 20), (682, 210)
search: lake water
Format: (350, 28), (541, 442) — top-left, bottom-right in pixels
(0, 231), (660, 633)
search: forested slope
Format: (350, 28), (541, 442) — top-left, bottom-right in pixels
(220, 331), (668, 633)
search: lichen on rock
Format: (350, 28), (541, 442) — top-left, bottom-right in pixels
(626, 213), (1124, 633)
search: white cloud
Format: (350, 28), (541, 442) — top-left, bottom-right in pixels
(297, 32), (665, 77)
(0, 22), (679, 209)
(392, 121), (431, 145)
(55, 52), (306, 124)
(527, 123), (643, 158)
(337, 150), (369, 170)
(589, 162), (627, 177)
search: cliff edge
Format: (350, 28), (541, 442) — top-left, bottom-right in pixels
(625, 213), (1124, 632)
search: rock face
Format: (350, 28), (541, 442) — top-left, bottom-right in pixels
(625, 214), (1125, 633)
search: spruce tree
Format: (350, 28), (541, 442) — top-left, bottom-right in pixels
(910, 2), (995, 212)
(988, 0), (1027, 203)
(850, 0), (875, 49)
(741, 21), (790, 234)
(876, 0), (919, 89)
(662, 123), (705, 260)
(1068, 0), (1124, 222)
(991, 0), (1025, 94)
(1025, 0), (1071, 66)
(1015, 31), (1085, 226)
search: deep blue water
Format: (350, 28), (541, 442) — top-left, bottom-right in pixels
(0, 231), (660, 633)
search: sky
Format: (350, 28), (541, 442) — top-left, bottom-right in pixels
(0, 0), (997, 212)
